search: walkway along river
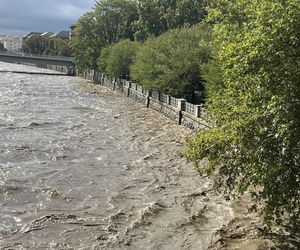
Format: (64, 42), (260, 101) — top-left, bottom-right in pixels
(0, 62), (277, 249)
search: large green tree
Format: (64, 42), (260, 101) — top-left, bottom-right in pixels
(133, 0), (166, 40)
(184, 0), (300, 229)
(22, 35), (49, 54)
(69, 12), (102, 69)
(70, 0), (207, 69)
(94, 0), (138, 44)
(70, 0), (138, 69)
(98, 40), (141, 79)
(51, 38), (71, 56)
(22, 36), (71, 56)
(131, 24), (211, 103)
(133, 0), (207, 40)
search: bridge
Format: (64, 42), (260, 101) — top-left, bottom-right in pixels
(0, 51), (74, 67)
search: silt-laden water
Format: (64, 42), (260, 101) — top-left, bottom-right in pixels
(0, 62), (235, 249)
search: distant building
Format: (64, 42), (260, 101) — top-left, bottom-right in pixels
(23, 30), (70, 41)
(0, 35), (22, 52)
(69, 24), (76, 39)
(41, 32), (55, 38)
(49, 31), (70, 39)
(23, 32), (43, 40)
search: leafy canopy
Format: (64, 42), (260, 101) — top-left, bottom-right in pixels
(22, 35), (71, 56)
(98, 40), (141, 79)
(131, 24), (211, 103)
(70, 0), (208, 69)
(184, 0), (300, 229)
(70, 0), (138, 69)
(133, 0), (207, 40)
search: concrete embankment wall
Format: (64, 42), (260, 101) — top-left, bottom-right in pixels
(47, 65), (210, 131)
(79, 69), (210, 131)
(46, 65), (74, 75)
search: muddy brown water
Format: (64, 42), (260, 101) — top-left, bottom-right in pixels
(0, 62), (278, 250)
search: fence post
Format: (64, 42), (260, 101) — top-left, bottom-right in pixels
(177, 99), (186, 125)
(101, 74), (105, 85)
(113, 78), (116, 91)
(125, 81), (131, 97)
(166, 95), (171, 105)
(96, 72), (100, 84)
(120, 79), (125, 93)
(146, 90), (151, 108)
(195, 105), (201, 118)
(92, 69), (96, 84)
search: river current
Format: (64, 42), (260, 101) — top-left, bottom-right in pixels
(0, 62), (234, 249)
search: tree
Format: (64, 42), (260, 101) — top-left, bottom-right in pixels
(70, 0), (207, 69)
(133, 0), (167, 40)
(173, 0), (207, 27)
(22, 35), (49, 54)
(133, 0), (207, 40)
(98, 46), (110, 74)
(184, 0), (300, 229)
(98, 40), (141, 79)
(22, 35), (71, 56)
(69, 11), (101, 69)
(70, 0), (138, 69)
(0, 42), (6, 51)
(94, 0), (138, 44)
(131, 24), (211, 103)
(52, 38), (71, 56)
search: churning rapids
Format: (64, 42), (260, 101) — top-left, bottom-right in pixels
(0, 62), (235, 249)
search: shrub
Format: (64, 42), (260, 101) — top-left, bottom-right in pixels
(184, 0), (300, 230)
(130, 23), (211, 103)
(98, 40), (141, 79)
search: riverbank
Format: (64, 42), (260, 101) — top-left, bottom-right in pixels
(46, 65), (210, 131)
(2, 62), (297, 249)
(67, 68), (299, 249)
(209, 195), (300, 249)
(0, 62), (233, 249)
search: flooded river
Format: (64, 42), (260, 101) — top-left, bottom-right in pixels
(0, 62), (236, 249)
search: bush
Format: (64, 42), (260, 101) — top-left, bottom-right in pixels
(130, 24), (211, 103)
(184, 0), (300, 230)
(98, 40), (141, 79)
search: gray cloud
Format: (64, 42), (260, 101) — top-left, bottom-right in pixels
(0, 0), (95, 36)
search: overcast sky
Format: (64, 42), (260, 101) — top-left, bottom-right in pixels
(0, 0), (95, 37)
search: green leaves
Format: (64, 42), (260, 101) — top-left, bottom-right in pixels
(98, 40), (141, 79)
(70, 0), (208, 70)
(133, 0), (207, 41)
(22, 36), (71, 57)
(131, 24), (212, 103)
(185, 0), (300, 229)
(70, 0), (138, 70)
(69, 12), (100, 69)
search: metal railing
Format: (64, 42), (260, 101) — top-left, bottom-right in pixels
(0, 51), (73, 61)
(159, 93), (168, 103)
(136, 84), (143, 93)
(185, 102), (195, 114)
(170, 97), (178, 107)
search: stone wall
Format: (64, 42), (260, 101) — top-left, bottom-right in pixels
(148, 98), (180, 123)
(75, 69), (210, 131)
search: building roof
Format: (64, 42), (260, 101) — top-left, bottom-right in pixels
(41, 32), (55, 37)
(23, 32), (42, 39)
(23, 30), (70, 40)
(50, 31), (70, 39)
